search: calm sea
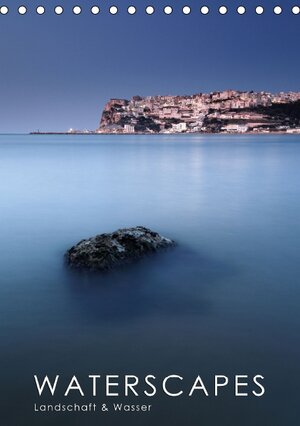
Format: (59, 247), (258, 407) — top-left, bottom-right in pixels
(1, 134), (299, 425)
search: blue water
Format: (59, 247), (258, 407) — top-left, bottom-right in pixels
(1, 134), (299, 425)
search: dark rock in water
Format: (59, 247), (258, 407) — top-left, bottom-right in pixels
(65, 226), (175, 271)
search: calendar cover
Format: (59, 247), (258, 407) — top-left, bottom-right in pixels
(1, 2), (299, 425)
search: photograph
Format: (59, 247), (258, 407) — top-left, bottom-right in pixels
(0, 2), (299, 425)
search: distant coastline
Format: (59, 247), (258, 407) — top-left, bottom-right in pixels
(29, 131), (300, 136)
(31, 90), (300, 136)
(97, 90), (300, 135)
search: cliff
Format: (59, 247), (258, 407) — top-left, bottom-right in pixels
(97, 91), (300, 134)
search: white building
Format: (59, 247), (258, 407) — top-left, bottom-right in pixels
(286, 128), (300, 134)
(123, 124), (135, 133)
(172, 122), (187, 132)
(222, 124), (249, 133)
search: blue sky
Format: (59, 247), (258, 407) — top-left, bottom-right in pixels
(0, 0), (299, 132)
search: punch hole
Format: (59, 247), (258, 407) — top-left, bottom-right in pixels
(219, 6), (228, 15)
(0, 3), (298, 17)
(36, 6), (45, 15)
(145, 6), (155, 15)
(54, 6), (64, 15)
(0, 5), (9, 14)
(91, 6), (100, 15)
(183, 6), (191, 15)
(237, 6), (246, 15)
(73, 6), (82, 15)
(164, 6), (173, 15)
(18, 5), (27, 15)
(200, 6), (209, 15)
(128, 6), (136, 15)
(109, 6), (118, 15)
(273, 6), (282, 15)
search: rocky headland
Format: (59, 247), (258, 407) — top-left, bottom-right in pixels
(97, 90), (300, 134)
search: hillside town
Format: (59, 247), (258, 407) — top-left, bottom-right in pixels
(97, 90), (300, 134)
